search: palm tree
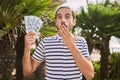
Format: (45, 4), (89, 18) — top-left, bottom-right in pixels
(0, 0), (22, 79)
(0, 0), (58, 80)
(76, 1), (120, 80)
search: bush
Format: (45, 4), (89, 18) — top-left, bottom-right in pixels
(93, 61), (100, 80)
(109, 53), (120, 80)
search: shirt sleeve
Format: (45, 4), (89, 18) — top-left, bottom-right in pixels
(78, 37), (90, 58)
(31, 39), (45, 62)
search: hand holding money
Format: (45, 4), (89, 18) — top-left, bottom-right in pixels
(24, 16), (43, 49)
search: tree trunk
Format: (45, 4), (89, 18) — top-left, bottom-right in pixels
(0, 33), (16, 80)
(86, 36), (94, 54)
(100, 37), (110, 80)
(15, 31), (25, 80)
(118, 60), (120, 80)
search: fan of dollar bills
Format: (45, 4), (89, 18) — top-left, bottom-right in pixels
(24, 16), (43, 33)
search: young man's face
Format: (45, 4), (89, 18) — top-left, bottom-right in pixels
(55, 8), (76, 31)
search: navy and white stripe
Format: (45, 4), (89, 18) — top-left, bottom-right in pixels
(32, 34), (89, 80)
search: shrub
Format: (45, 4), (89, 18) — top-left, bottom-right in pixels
(109, 53), (120, 80)
(93, 61), (100, 80)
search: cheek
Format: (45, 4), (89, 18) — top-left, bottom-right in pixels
(55, 20), (61, 30)
(67, 21), (74, 28)
(55, 21), (60, 27)
(67, 21), (75, 31)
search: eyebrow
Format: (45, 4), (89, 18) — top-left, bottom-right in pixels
(65, 13), (71, 16)
(56, 14), (61, 16)
(56, 13), (71, 16)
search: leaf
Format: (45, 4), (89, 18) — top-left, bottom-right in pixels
(6, 22), (12, 30)
(0, 30), (7, 37)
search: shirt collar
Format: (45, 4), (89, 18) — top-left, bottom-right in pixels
(56, 33), (62, 40)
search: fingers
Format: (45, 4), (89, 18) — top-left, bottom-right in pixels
(59, 24), (69, 37)
(27, 32), (36, 36)
(25, 32), (36, 49)
(59, 25), (75, 42)
(25, 33), (35, 42)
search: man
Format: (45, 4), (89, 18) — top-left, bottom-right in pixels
(22, 6), (94, 80)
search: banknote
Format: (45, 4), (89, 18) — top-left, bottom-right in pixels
(24, 16), (43, 33)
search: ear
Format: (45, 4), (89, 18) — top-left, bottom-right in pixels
(73, 19), (76, 26)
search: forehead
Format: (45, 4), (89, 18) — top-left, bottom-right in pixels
(56, 8), (72, 16)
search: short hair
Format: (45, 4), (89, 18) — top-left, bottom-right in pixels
(55, 6), (76, 19)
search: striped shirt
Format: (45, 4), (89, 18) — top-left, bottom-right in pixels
(32, 34), (90, 80)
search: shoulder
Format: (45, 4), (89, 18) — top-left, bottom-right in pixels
(44, 35), (56, 40)
(76, 36), (87, 42)
(41, 35), (57, 42)
(37, 35), (57, 48)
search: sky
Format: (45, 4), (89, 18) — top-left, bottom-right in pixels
(60, 0), (120, 12)
(61, 0), (88, 12)
(66, 0), (87, 11)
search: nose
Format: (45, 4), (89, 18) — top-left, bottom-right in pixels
(61, 22), (65, 25)
(61, 17), (66, 25)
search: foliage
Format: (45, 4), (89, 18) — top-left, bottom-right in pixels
(76, 1), (120, 79)
(40, 26), (57, 38)
(0, 33), (16, 80)
(76, 3), (120, 41)
(93, 61), (100, 80)
(0, 30), (7, 38)
(0, 0), (55, 37)
(0, 0), (59, 80)
(109, 53), (120, 80)
(92, 53), (120, 80)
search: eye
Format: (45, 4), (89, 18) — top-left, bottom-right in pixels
(65, 15), (70, 19)
(57, 15), (62, 19)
